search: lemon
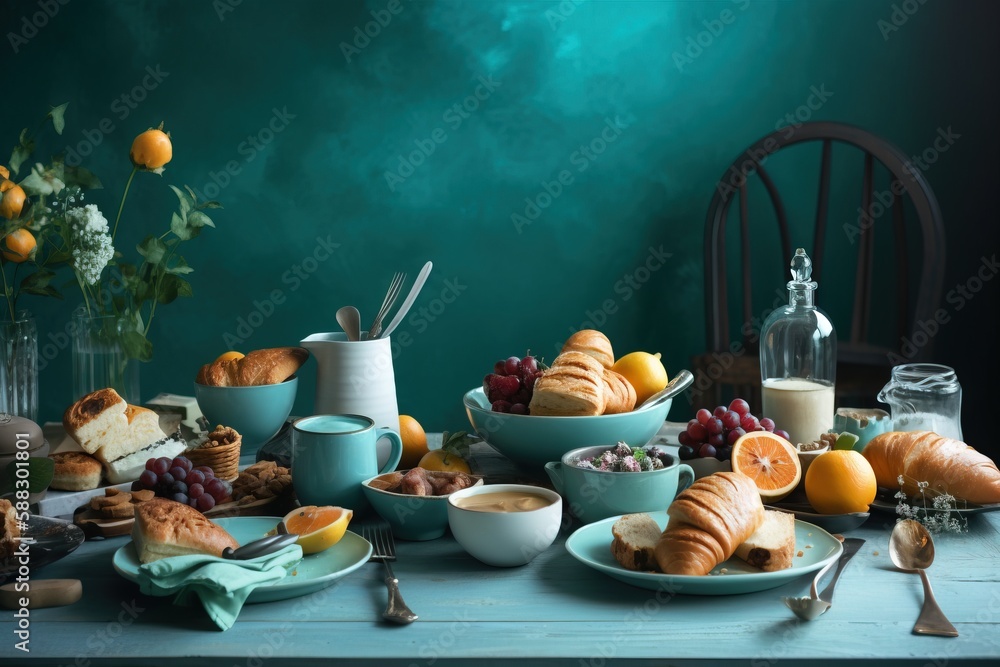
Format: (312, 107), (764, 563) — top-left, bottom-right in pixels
(611, 351), (669, 405)
(281, 505), (353, 555)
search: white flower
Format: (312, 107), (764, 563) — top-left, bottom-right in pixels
(67, 204), (114, 285)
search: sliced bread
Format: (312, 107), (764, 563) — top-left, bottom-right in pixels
(611, 513), (662, 572)
(733, 509), (795, 572)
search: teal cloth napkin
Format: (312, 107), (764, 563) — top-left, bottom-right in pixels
(136, 544), (303, 631)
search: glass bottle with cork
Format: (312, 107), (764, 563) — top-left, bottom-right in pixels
(759, 248), (837, 445)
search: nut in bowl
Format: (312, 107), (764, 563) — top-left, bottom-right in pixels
(447, 484), (562, 567)
(362, 468), (484, 541)
(545, 443), (695, 524)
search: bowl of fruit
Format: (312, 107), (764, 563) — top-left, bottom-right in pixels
(464, 348), (677, 470)
(677, 399), (792, 479)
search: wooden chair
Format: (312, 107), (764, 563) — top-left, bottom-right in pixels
(691, 121), (946, 416)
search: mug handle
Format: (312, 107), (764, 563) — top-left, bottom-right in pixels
(675, 463), (695, 497)
(376, 428), (403, 474)
(543, 462), (564, 493)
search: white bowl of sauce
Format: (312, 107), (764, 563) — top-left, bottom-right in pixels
(447, 484), (562, 567)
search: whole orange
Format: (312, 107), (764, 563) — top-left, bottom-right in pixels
(417, 449), (471, 474)
(0, 166), (9, 180)
(0, 182), (26, 220)
(398, 415), (429, 469)
(2, 229), (36, 263)
(130, 127), (173, 169)
(805, 449), (877, 514)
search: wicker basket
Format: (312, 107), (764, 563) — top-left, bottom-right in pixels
(186, 426), (242, 481)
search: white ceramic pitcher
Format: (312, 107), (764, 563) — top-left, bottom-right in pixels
(300, 331), (400, 469)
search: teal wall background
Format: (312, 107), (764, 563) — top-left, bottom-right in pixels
(4, 0), (998, 453)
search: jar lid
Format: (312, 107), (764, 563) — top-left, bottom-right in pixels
(0, 414), (45, 455)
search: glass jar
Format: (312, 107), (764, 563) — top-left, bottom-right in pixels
(877, 363), (962, 440)
(71, 308), (141, 404)
(759, 249), (837, 445)
(0, 312), (38, 422)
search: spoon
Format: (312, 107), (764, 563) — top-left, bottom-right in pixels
(336, 306), (361, 342)
(379, 261), (433, 339)
(636, 370), (694, 410)
(782, 537), (864, 621)
(889, 519), (959, 637)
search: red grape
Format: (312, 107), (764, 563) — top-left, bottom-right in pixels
(741, 414), (760, 432)
(139, 470), (157, 488)
(759, 417), (775, 432)
(713, 406), (728, 418)
(145, 459), (157, 471)
(160, 472), (175, 486)
(153, 458), (170, 475)
(206, 478), (226, 500)
(726, 427), (746, 445)
(494, 360), (506, 375)
(169, 466), (187, 482)
(510, 403), (528, 415)
(696, 408), (712, 425)
(678, 444), (697, 460)
(524, 373), (538, 390)
(172, 457), (193, 472)
(504, 356), (521, 375)
(491, 399), (512, 413)
(708, 432), (725, 447)
(195, 466), (214, 476)
(678, 431), (692, 446)
(721, 410), (740, 431)
(197, 494), (216, 512)
(699, 443), (717, 458)
(729, 398), (750, 416)
(687, 421), (708, 441)
(490, 374), (520, 398)
(706, 418), (724, 436)
(187, 470), (206, 486)
(521, 356), (539, 375)
(189, 483), (205, 498)
(774, 429), (791, 441)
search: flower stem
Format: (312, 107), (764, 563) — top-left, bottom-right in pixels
(112, 167), (137, 243)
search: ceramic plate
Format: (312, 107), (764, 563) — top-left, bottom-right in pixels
(113, 517), (372, 603)
(1, 514), (85, 584)
(764, 503), (870, 533)
(868, 490), (1000, 516)
(565, 513), (842, 595)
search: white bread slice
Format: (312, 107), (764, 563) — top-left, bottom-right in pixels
(734, 509), (795, 572)
(103, 433), (188, 485)
(63, 388), (129, 454)
(611, 513), (662, 571)
(93, 405), (167, 464)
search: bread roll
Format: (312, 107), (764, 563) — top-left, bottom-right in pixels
(196, 347), (309, 387)
(132, 498), (240, 563)
(602, 369), (637, 414)
(655, 472), (764, 575)
(528, 351), (606, 416)
(862, 430), (1000, 505)
(49, 451), (103, 491)
(561, 330), (614, 369)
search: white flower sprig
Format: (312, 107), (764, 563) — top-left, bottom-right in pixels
(66, 204), (114, 286)
(894, 475), (968, 534)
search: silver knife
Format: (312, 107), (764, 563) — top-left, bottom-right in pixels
(819, 537), (865, 603)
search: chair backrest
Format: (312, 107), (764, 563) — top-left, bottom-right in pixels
(703, 121), (946, 358)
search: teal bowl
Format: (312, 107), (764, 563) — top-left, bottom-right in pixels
(463, 387), (672, 470)
(194, 378), (297, 454)
(362, 470), (484, 541)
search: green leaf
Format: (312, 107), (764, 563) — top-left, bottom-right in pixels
(0, 457), (55, 495)
(170, 212), (191, 240)
(202, 201), (223, 209)
(9, 143), (30, 175)
(49, 103), (69, 135)
(157, 274), (193, 304)
(18, 169), (49, 195)
(166, 256), (194, 275)
(136, 235), (168, 264)
(20, 268), (55, 290)
(121, 329), (153, 362)
(189, 210), (215, 228)
(169, 184), (192, 215)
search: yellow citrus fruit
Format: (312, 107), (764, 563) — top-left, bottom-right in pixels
(130, 127), (173, 169)
(0, 166), (9, 180)
(731, 431), (802, 502)
(215, 350), (245, 363)
(2, 229), (36, 263)
(398, 415), (429, 469)
(805, 449), (877, 514)
(281, 505), (353, 555)
(418, 449), (471, 474)
(0, 182), (27, 220)
(611, 351), (669, 405)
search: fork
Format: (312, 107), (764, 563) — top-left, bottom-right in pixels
(365, 272), (406, 340)
(362, 522), (418, 624)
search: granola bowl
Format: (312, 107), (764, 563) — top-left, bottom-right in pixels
(362, 468), (484, 541)
(194, 378), (297, 454)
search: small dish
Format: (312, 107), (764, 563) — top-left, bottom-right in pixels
(764, 503), (870, 533)
(1, 514), (85, 584)
(362, 469), (484, 541)
(869, 490), (1000, 516)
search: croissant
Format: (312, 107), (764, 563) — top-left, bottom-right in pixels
(862, 431), (1000, 505)
(602, 369), (636, 414)
(196, 347), (309, 387)
(528, 351), (606, 416)
(561, 329), (614, 369)
(655, 472), (764, 575)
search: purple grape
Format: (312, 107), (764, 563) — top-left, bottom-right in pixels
(713, 406), (728, 418)
(678, 444), (697, 460)
(524, 373), (538, 390)
(169, 466), (187, 482)
(494, 360), (506, 375)
(727, 427), (746, 446)
(172, 493), (189, 504)
(197, 493), (216, 512)
(172, 481), (188, 495)
(708, 433), (725, 447)
(194, 466), (214, 476)
(687, 421), (708, 441)
(491, 399), (512, 413)
(189, 497), (199, 508)
(696, 408), (712, 425)
(153, 458), (170, 475)
(504, 356), (521, 375)
(205, 478), (224, 496)
(721, 410), (741, 431)
(189, 483), (205, 498)
(172, 457), (193, 472)
(131, 481), (143, 492)
(678, 431), (692, 447)
(699, 443), (717, 458)
(510, 403), (528, 415)
(729, 398), (750, 416)
(715, 446), (732, 461)
(160, 472), (175, 486)
(774, 429), (791, 441)
(187, 470), (206, 486)
(760, 417), (775, 432)
(707, 418), (724, 436)
(741, 415), (760, 432)
(521, 355), (539, 376)
(139, 470), (157, 488)
(145, 458), (157, 471)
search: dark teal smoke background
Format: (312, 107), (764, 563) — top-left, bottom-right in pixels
(3, 0), (997, 454)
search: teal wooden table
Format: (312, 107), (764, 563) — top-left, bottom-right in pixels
(4, 439), (1000, 666)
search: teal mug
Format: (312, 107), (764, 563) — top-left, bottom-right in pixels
(291, 414), (402, 511)
(545, 445), (694, 524)
(833, 408), (893, 452)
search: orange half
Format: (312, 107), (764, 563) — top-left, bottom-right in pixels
(731, 431), (802, 501)
(282, 505), (353, 554)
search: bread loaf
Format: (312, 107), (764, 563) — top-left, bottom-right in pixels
(862, 431), (1000, 505)
(561, 330), (614, 368)
(132, 498), (240, 563)
(655, 472), (764, 575)
(196, 347), (309, 387)
(602, 369), (637, 414)
(528, 351), (606, 416)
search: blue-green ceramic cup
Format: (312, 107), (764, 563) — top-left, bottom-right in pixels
(833, 408), (893, 452)
(545, 445), (694, 524)
(291, 414), (402, 511)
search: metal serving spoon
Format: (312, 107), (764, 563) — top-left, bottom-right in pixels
(222, 533), (299, 560)
(783, 538), (864, 620)
(636, 370), (694, 410)
(889, 519), (959, 637)
(336, 306), (361, 342)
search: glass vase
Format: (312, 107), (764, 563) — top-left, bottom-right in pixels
(71, 308), (141, 404)
(0, 312), (39, 422)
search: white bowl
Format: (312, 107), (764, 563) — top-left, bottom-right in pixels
(447, 484), (563, 567)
